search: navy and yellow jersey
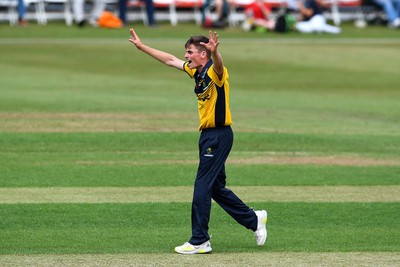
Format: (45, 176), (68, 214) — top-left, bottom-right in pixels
(183, 60), (232, 131)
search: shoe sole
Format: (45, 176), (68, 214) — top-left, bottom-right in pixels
(175, 248), (212, 254)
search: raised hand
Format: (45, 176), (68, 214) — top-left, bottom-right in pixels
(200, 30), (220, 54)
(129, 28), (143, 48)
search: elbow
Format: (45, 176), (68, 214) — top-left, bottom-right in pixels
(165, 59), (176, 67)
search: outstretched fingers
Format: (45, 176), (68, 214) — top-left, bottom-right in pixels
(208, 30), (219, 44)
(201, 30), (219, 52)
(129, 28), (139, 44)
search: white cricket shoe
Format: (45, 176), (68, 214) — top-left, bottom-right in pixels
(389, 18), (400, 28)
(174, 240), (212, 254)
(254, 210), (268, 246)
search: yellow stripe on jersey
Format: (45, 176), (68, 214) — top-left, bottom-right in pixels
(184, 61), (232, 131)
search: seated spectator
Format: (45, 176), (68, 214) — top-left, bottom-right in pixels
(295, 0), (341, 34)
(373, 0), (400, 27)
(72, 0), (106, 27)
(242, 0), (275, 32)
(202, 0), (230, 28)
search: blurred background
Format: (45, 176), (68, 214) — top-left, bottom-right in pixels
(1, 0), (399, 31)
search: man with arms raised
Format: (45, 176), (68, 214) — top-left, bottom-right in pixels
(128, 29), (267, 254)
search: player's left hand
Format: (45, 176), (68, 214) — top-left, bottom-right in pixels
(200, 30), (219, 53)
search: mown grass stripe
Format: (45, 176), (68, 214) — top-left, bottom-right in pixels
(2, 165), (400, 187)
(1, 202), (399, 254)
(1, 186), (399, 203)
(1, 252), (399, 267)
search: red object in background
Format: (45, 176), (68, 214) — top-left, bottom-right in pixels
(245, 2), (272, 19)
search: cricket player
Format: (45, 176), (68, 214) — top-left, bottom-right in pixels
(129, 29), (267, 254)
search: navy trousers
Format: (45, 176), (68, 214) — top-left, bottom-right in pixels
(189, 126), (258, 245)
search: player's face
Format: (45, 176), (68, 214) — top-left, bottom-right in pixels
(185, 44), (205, 69)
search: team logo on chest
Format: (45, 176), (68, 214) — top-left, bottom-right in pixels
(196, 78), (211, 102)
(197, 79), (204, 88)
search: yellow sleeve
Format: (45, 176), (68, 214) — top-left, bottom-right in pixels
(207, 66), (229, 87)
(183, 62), (196, 78)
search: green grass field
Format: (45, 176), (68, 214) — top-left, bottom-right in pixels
(1, 21), (400, 266)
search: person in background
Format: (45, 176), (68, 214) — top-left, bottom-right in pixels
(373, 0), (400, 28)
(241, 0), (275, 32)
(296, 0), (341, 34)
(202, 0), (230, 28)
(17, 0), (27, 26)
(72, 0), (106, 27)
(119, 0), (156, 26)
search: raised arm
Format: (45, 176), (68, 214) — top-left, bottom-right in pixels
(129, 28), (185, 70)
(200, 31), (224, 79)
